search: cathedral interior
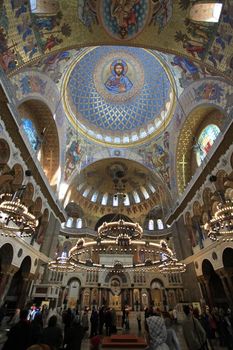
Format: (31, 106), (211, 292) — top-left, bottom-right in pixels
(0, 0), (233, 324)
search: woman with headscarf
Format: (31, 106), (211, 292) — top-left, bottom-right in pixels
(145, 313), (169, 350)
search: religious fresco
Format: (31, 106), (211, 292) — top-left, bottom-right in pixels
(104, 59), (133, 94)
(16, 74), (47, 96)
(93, 49), (145, 103)
(78, 0), (98, 32)
(99, 0), (151, 40)
(64, 126), (82, 181)
(206, 0), (233, 75)
(0, 0), (231, 78)
(64, 46), (174, 146)
(27, 50), (73, 84)
(193, 82), (224, 103)
(138, 133), (170, 190)
(169, 55), (217, 89)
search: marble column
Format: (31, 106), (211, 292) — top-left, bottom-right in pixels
(0, 266), (19, 305)
(98, 288), (102, 307)
(203, 277), (213, 308)
(129, 289), (133, 310)
(217, 270), (233, 308)
(17, 277), (30, 309)
(224, 269), (233, 295)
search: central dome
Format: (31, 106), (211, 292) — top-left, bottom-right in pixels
(63, 46), (175, 146)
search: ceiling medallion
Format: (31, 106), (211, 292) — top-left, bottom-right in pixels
(158, 259), (186, 274)
(48, 253), (76, 273)
(0, 193), (38, 237)
(204, 200), (233, 241)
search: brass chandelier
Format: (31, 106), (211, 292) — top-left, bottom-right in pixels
(0, 192), (38, 237)
(48, 253), (76, 272)
(204, 199), (233, 241)
(68, 219), (176, 273)
(159, 259), (186, 274)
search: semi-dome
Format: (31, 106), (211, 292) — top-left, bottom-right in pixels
(63, 46), (175, 146)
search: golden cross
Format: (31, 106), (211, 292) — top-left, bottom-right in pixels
(178, 154), (187, 188)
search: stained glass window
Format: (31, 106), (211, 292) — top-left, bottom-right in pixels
(21, 118), (40, 152)
(195, 124), (220, 166)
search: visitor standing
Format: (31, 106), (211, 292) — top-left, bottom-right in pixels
(164, 312), (181, 350)
(3, 309), (31, 350)
(81, 308), (89, 337)
(64, 315), (84, 350)
(182, 305), (207, 350)
(41, 315), (63, 350)
(145, 313), (169, 350)
(105, 307), (112, 336)
(90, 307), (98, 337)
(137, 311), (141, 332)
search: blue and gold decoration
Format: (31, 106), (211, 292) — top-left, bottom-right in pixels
(63, 46), (175, 146)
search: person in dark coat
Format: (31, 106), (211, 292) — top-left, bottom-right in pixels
(3, 309), (31, 350)
(29, 314), (43, 346)
(90, 307), (98, 337)
(105, 308), (112, 336)
(41, 315), (63, 350)
(65, 316), (84, 350)
(62, 308), (74, 344)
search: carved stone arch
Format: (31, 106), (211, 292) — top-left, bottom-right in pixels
(22, 182), (34, 207)
(20, 256), (32, 278)
(0, 139), (10, 165)
(0, 243), (14, 273)
(36, 208), (50, 245)
(32, 197), (43, 218)
(225, 188), (233, 201)
(18, 99), (60, 186)
(176, 106), (225, 194)
(11, 163), (24, 191)
(215, 169), (228, 192)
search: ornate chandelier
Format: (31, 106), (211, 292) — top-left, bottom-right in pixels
(0, 193), (38, 237)
(48, 253), (76, 272)
(69, 218), (175, 273)
(159, 259), (186, 274)
(204, 200), (233, 241)
(98, 219), (143, 240)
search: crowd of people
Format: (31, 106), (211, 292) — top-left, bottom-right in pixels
(0, 303), (232, 350)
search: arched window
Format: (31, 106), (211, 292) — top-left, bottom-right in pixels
(21, 119), (41, 152)
(66, 217), (73, 228)
(76, 218), (82, 229)
(157, 219), (164, 230)
(189, 3), (222, 22)
(102, 193), (108, 205)
(133, 191), (140, 204)
(91, 191), (98, 202)
(124, 194), (130, 206)
(113, 195), (118, 206)
(195, 124), (220, 166)
(141, 186), (149, 200)
(83, 187), (91, 197)
(148, 219), (154, 230)
(30, 0), (60, 15)
(148, 183), (156, 193)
